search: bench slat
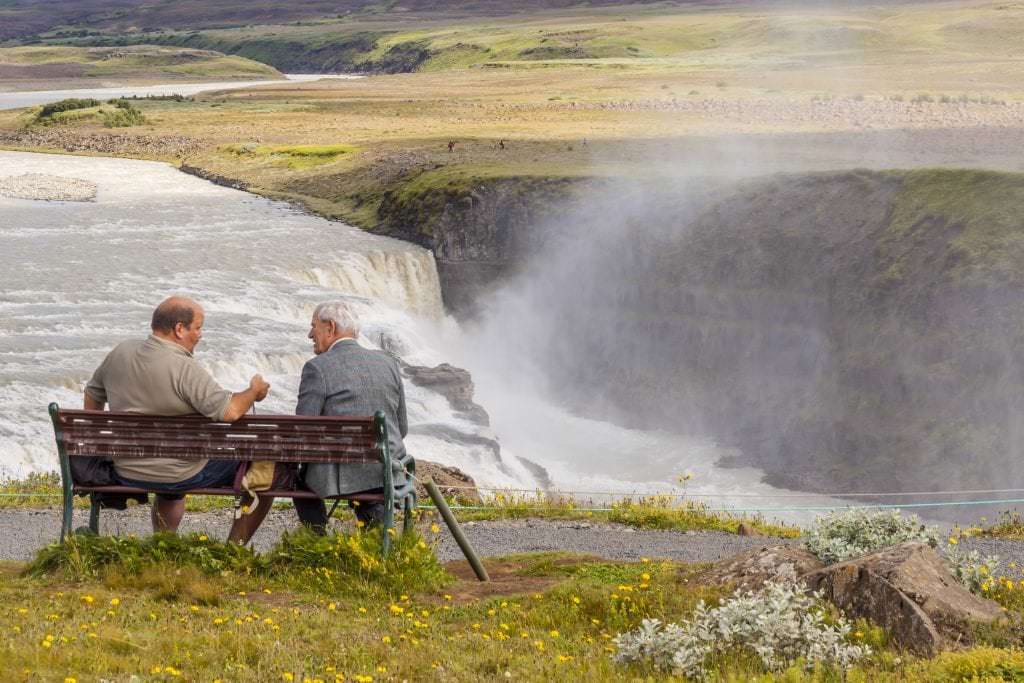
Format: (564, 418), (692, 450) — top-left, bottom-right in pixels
(71, 485), (389, 502)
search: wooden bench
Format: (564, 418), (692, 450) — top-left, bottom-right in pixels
(48, 403), (416, 553)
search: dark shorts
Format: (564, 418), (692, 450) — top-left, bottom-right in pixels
(117, 459), (239, 501)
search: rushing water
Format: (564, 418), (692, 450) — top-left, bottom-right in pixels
(0, 146), (847, 521)
(0, 74), (359, 111)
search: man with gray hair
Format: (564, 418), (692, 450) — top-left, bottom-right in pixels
(291, 300), (410, 531)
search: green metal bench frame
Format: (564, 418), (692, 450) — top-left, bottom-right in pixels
(48, 403), (416, 554)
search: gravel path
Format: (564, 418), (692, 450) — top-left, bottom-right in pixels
(4, 507), (1023, 570)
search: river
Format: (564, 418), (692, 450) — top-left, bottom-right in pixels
(0, 78), (848, 522)
(0, 74), (359, 111)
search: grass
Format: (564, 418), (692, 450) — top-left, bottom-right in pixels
(0, 46), (281, 87)
(5, 533), (1024, 680)
(0, 472), (799, 538)
(882, 169), (1024, 288)
(3, 2), (1024, 233)
(442, 493), (801, 538)
(222, 142), (359, 169)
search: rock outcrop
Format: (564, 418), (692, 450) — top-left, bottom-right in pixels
(414, 460), (481, 504)
(376, 175), (582, 317)
(803, 542), (1006, 655)
(698, 545), (825, 590)
(404, 362), (490, 425)
(704, 542), (1007, 655)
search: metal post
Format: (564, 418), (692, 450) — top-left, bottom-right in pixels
(424, 479), (489, 582)
(375, 411), (394, 556)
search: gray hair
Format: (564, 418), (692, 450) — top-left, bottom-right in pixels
(313, 300), (360, 336)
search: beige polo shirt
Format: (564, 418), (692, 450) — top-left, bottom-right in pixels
(85, 335), (233, 483)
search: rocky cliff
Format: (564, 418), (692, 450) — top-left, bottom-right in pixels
(375, 168), (1024, 494)
(375, 174), (580, 317)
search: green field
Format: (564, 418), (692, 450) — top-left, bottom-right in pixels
(0, 46), (281, 88)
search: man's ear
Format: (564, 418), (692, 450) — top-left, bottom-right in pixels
(173, 322), (186, 339)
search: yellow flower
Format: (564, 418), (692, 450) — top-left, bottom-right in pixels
(64, 678), (77, 683)
(948, 537), (958, 545)
(109, 598), (120, 606)
(328, 603), (337, 611)
(549, 630), (560, 638)
(198, 534), (208, 542)
(282, 674), (294, 682)
(382, 636), (392, 643)
(431, 523), (441, 534)
(357, 607), (367, 614)
(80, 595), (94, 604)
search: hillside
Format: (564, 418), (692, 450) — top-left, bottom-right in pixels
(0, 46), (281, 89)
(1, 0), (669, 42)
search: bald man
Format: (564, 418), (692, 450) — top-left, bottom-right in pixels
(84, 296), (273, 542)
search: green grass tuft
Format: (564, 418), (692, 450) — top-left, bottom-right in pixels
(26, 528), (450, 599)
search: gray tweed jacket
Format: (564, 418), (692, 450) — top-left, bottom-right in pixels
(296, 339), (409, 497)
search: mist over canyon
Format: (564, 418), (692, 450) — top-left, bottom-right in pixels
(381, 167), (1024, 496)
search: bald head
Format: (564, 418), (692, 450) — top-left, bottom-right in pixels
(151, 296), (200, 333)
(151, 297), (205, 353)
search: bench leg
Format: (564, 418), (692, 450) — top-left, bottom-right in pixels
(60, 489), (74, 543)
(402, 493), (416, 534)
(88, 494), (101, 535)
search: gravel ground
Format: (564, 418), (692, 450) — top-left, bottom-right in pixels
(3, 507), (1023, 570)
(0, 508), (776, 563)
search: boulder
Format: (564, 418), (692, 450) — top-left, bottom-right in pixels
(403, 363), (490, 425)
(414, 460), (482, 504)
(697, 544), (825, 591)
(803, 542), (1006, 655)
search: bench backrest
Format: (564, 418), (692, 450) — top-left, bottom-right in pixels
(49, 404), (387, 465)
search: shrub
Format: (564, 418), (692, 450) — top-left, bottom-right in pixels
(102, 102), (146, 127)
(614, 580), (870, 680)
(917, 646), (1024, 681)
(38, 98), (100, 118)
(946, 542), (1001, 595)
(804, 508), (939, 564)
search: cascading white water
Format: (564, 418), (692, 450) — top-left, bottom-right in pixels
(0, 149), (845, 521)
(0, 150), (530, 488)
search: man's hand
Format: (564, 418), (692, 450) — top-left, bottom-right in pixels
(250, 374), (270, 401)
(223, 375), (272, 421)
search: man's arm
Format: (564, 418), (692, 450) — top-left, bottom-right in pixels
(84, 393), (104, 411)
(221, 375), (270, 422)
(396, 373), (408, 438)
(296, 362), (326, 416)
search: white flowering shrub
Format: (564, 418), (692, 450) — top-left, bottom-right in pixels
(804, 508), (939, 564)
(946, 542), (1001, 595)
(613, 581), (870, 680)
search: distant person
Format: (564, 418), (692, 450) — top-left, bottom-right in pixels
(84, 296), (273, 542)
(498, 139), (505, 150)
(448, 140), (456, 152)
(291, 301), (410, 533)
